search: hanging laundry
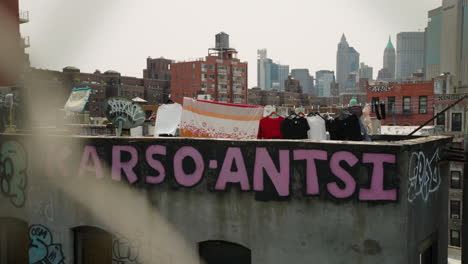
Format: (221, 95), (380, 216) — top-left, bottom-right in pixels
(374, 102), (382, 120)
(257, 113), (284, 139)
(306, 115), (327, 140)
(154, 103), (183, 136)
(330, 109), (363, 141)
(380, 102), (386, 120)
(180, 98), (264, 139)
(281, 114), (310, 139)
(263, 105), (276, 117)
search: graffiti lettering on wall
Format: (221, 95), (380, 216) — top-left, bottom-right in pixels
(104, 97), (146, 129)
(113, 234), (143, 264)
(29, 225), (65, 264)
(74, 144), (399, 202)
(408, 149), (441, 203)
(0, 141), (27, 207)
(33, 197), (55, 222)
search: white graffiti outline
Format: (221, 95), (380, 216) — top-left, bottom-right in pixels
(107, 98), (145, 124)
(407, 148), (441, 203)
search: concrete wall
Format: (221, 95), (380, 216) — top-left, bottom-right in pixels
(0, 135), (452, 263)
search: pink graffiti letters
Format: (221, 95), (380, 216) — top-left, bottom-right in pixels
(360, 153), (397, 201)
(327, 151), (359, 199)
(293, 150), (327, 195)
(76, 144), (398, 201)
(112, 146), (138, 183)
(173, 146), (205, 187)
(215, 147), (250, 191)
(78, 146), (104, 179)
(146, 145), (167, 184)
(253, 148), (290, 196)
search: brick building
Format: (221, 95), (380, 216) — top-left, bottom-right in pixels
(143, 57), (172, 81)
(247, 88), (317, 107)
(284, 76), (302, 93)
(170, 32), (248, 104)
(25, 66), (169, 119)
(0, 0), (29, 87)
(366, 81), (434, 126)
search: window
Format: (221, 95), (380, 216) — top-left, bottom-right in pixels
(403, 96), (411, 114)
(451, 113), (462, 131)
(387, 97), (395, 114)
(450, 200), (461, 219)
(436, 112), (446, 126)
(451, 171), (461, 189)
(450, 230), (461, 247)
(419, 96), (427, 114)
(372, 97), (379, 112)
(74, 226), (112, 264)
(0, 218), (29, 264)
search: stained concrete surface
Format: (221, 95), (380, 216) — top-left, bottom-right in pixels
(448, 247), (461, 264)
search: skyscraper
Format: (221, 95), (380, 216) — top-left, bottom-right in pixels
(257, 49), (289, 91)
(277, 64), (290, 91)
(348, 47), (360, 73)
(383, 36), (396, 80)
(315, 70), (335, 97)
(396, 32), (425, 80)
(336, 34), (350, 92)
(358, 63), (373, 80)
(291, 69), (313, 94)
(425, 0), (468, 90)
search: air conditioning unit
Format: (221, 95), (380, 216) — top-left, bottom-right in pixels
(452, 214), (460, 219)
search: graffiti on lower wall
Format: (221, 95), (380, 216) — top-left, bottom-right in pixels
(29, 224), (65, 264)
(112, 234), (143, 264)
(0, 140), (27, 207)
(408, 148), (441, 203)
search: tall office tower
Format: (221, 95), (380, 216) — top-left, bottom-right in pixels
(291, 69), (313, 94)
(336, 34), (350, 93)
(425, 0), (468, 90)
(257, 49), (290, 91)
(383, 36), (396, 80)
(396, 32), (425, 80)
(257, 49), (271, 90)
(276, 64), (290, 91)
(358, 63), (373, 81)
(348, 47), (360, 73)
(315, 70), (335, 97)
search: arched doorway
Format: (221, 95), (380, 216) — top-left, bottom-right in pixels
(74, 226), (112, 264)
(198, 240), (251, 264)
(0, 217), (28, 264)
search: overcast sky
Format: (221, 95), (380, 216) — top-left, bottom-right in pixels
(20, 0), (441, 87)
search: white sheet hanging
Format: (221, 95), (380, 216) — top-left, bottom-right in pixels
(154, 103), (182, 136)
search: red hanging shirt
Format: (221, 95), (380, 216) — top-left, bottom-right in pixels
(257, 116), (285, 139)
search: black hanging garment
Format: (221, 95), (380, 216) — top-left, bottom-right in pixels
(380, 102), (386, 120)
(332, 110), (363, 141)
(374, 102), (382, 120)
(280, 115), (310, 139)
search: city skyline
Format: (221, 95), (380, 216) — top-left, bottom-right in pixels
(20, 0), (441, 87)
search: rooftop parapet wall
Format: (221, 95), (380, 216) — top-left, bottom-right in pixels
(0, 134), (452, 263)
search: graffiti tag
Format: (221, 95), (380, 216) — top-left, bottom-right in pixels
(29, 225), (65, 264)
(0, 141), (27, 207)
(408, 149), (441, 203)
(104, 97), (145, 129)
(113, 234), (143, 264)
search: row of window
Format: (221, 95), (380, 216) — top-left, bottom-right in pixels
(437, 112), (463, 132)
(371, 96), (428, 114)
